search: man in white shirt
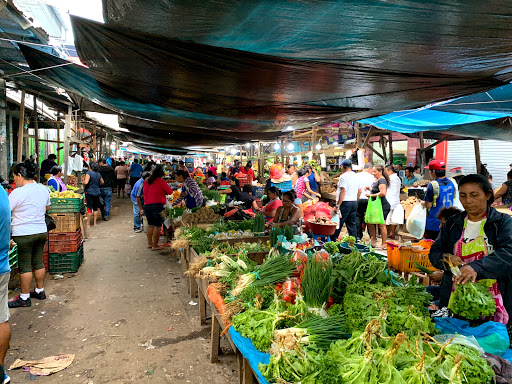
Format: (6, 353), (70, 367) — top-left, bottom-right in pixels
(385, 165), (404, 239)
(356, 162), (375, 240)
(331, 159), (359, 241)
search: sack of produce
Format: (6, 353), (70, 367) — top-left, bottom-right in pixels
(269, 163), (285, 180)
(406, 203), (426, 238)
(365, 196), (385, 224)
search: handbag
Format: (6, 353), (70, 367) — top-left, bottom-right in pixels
(365, 196), (385, 224)
(45, 213), (56, 232)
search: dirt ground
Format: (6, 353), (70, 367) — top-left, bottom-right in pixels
(6, 197), (238, 383)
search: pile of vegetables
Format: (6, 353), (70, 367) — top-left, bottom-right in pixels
(180, 206), (219, 225)
(260, 318), (494, 384)
(188, 231), (497, 384)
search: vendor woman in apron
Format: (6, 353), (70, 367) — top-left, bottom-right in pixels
(270, 190), (301, 229)
(429, 174), (512, 332)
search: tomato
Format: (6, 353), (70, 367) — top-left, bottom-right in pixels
(282, 294), (294, 303)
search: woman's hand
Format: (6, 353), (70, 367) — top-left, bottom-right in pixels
(446, 254), (464, 267)
(453, 265), (477, 285)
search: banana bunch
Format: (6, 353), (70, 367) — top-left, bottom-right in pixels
(50, 191), (82, 199)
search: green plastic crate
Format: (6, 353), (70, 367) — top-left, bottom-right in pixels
(49, 246), (84, 274)
(8, 245), (17, 269)
(48, 197), (85, 213)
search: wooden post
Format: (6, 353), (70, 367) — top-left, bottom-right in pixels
(33, 96), (40, 182)
(63, 105), (72, 183)
(99, 127), (103, 159)
(388, 133), (394, 164)
(474, 139), (481, 174)
(0, 78), (7, 179)
(256, 141), (261, 180)
(17, 90), (25, 163)
(280, 139), (284, 165)
(379, 134), (387, 164)
(419, 132), (426, 169)
(57, 120), (61, 161)
(93, 123), (97, 158)
(312, 128), (317, 160)
(355, 122), (362, 148)
(240, 145), (243, 165)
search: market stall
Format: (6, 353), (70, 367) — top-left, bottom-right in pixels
(175, 234), (508, 384)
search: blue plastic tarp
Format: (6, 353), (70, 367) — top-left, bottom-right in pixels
(360, 84), (512, 140)
(228, 327), (270, 384)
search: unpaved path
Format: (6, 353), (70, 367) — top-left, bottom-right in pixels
(7, 197), (237, 383)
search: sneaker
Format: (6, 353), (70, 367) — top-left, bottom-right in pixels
(30, 290), (46, 300)
(3, 372), (10, 384)
(8, 296), (31, 308)
(431, 307), (453, 319)
(134, 228), (142, 233)
(104, 216), (109, 221)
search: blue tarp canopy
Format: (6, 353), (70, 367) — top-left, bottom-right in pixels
(360, 84), (512, 141)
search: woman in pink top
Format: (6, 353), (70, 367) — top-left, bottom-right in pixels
(143, 165), (173, 250)
(261, 186), (282, 221)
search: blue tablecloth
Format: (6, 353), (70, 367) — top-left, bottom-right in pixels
(228, 327), (270, 384)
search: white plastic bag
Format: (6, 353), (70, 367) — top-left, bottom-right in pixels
(387, 204), (405, 225)
(406, 203), (426, 239)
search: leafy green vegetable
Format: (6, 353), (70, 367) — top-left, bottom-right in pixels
(259, 345), (323, 384)
(232, 307), (282, 352)
(238, 285), (274, 309)
(323, 241), (340, 255)
(343, 282), (435, 337)
(448, 279), (497, 319)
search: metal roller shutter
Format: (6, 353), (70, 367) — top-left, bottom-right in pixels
(446, 140), (512, 185)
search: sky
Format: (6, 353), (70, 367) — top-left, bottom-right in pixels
(15, 0), (103, 44)
(37, 0), (103, 22)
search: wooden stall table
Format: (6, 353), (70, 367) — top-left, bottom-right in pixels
(208, 289), (261, 384)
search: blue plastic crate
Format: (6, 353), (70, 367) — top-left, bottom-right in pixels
(270, 180), (293, 192)
(253, 186), (265, 198)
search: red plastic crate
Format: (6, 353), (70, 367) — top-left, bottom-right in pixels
(43, 239), (49, 271)
(238, 174), (250, 188)
(48, 229), (82, 253)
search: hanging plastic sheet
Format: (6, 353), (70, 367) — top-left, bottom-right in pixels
(102, 0), (512, 78)
(69, 16), (510, 127)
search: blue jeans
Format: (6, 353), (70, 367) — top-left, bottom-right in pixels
(132, 198), (142, 230)
(330, 201), (358, 242)
(99, 187), (112, 217)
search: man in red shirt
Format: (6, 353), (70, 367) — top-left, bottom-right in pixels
(239, 161), (255, 181)
(209, 164), (218, 177)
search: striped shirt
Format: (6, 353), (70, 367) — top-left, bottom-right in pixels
(173, 177), (204, 208)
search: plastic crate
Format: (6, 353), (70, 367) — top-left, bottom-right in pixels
(386, 241), (400, 269)
(8, 245), (17, 269)
(48, 197), (84, 214)
(49, 229), (82, 253)
(43, 239), (49, 270)
(50, 213), (81, 233)
(271, 180), (293, 192)
(238, 175), (250, 188)
(396, 240), (437, 273)
(253, 186), (264, 198)
(49, 246), (84, 274)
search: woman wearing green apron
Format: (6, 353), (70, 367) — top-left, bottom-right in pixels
(430, 175), (512, 329)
